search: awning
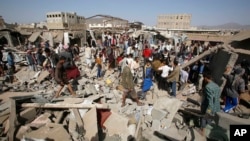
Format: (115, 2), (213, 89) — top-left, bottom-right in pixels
(28, 32), (41, 42)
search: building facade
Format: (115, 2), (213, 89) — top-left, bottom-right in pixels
(46, 12), (86, 30)
(157, 14), (191, 29)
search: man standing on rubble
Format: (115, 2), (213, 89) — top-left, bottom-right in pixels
(222, 66), (245, 113)
(200, 70), (221, 135)
(121, 61), (143, 107)
(54, 56), (76, 98)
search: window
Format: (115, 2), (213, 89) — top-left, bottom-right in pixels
(58, 14), (61, 17)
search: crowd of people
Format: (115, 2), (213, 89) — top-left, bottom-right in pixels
(0, 31), (249, 136)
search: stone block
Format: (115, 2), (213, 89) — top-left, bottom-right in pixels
(19, 108), (37, 124)
(151, 108), (167, 120)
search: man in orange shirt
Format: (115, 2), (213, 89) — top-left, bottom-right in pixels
(95, 54), (102, 79)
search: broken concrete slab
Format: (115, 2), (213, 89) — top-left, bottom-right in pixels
(103, 111), (129, 136)
(82, 107), (99, 141)
(36, 70), (50, 84)
(151, 108), (167, 120)
(186, 127), (206, 141)
(215, 112), (250, 130)
(29, 112), (51, 128)
(157, 124), (187, 141)
(15, 125), (31, 140)
(24, 123), (72, 141)
(153, 97), (183, 128)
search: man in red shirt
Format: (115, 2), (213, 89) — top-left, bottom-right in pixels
(143, 45), (152, 59)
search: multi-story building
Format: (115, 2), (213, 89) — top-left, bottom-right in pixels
(45, 12), (86, 46)
(46, 12), (86, 30)
(157, 14), (192, 29)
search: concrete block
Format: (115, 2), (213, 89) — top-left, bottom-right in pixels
(215, 112), (250, 130)
(19, 108), (37, 124)
(103, 112), (129, 136)
(151, 108), (167, 120)
(151, 119), (161, 131)
(83, 107), (99, 141)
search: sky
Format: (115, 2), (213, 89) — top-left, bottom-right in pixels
(0, 0), (250, 26)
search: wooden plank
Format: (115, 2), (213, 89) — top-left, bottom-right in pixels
(21, 103), (109, 109)
(8, 99), (17, 141)
(181, 46), (223, 69)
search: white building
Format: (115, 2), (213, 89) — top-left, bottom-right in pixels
(46, 12), (86, 30)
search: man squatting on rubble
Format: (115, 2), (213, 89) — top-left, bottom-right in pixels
(54, 56), (76, 98)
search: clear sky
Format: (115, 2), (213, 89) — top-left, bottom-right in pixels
(1, 0), (250, 26)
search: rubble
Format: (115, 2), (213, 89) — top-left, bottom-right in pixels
(0, 33), (249, 141)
